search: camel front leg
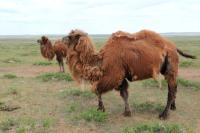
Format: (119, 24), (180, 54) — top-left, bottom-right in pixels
(61, 60), (65, 72)
(59, 63), (62, 72)
(97, 94), (105, 112)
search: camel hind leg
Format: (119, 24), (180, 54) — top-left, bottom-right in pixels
(119, 79), (131, 116)
(56, 55), (65, 72)
(159, 52), (178, 119)
(159, 75), (177, 119)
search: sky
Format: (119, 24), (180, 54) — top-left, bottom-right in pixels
(0, 0), (200, 35)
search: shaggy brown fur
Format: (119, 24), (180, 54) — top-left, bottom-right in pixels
(62, 29), (196, 119)
(37, 36), (67, 72)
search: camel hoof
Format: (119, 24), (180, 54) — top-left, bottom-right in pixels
(123, 110), (132, 117)
(159, 112), (168, 120)
(170, 105), (176, 111)
(97, 107), (105, 112)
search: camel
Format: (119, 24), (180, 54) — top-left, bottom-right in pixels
(37, 36), (67, 72)
(62, 29), (196, 119)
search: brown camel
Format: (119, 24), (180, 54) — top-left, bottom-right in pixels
(37, 36), (67, 72)
(62, 29), (196, 119)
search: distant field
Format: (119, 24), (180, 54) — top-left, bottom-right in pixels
(0, 35), (200, 133)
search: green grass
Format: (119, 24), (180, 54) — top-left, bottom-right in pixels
(67, 104), (78, 113)
(179, 60), (194, 67)
(80, 108), (108, 122)
(142, 79), (167, 88)
(124, 123), (192, 133)
(42, 118), (53, 129)
(142, 78), (200, 89)
(3, 73), (17, 79)
(178, 78), (200, 89)
(33, 61), (53, 66)
(16, 127), (25, 133)
(36, 72), (73, 82)
(13, 117), (37, 133)
(0, 118), (17, 131)
(60, 88), (95, 99)
(132, 101), (164, 113)
(8, 87), (18, 95)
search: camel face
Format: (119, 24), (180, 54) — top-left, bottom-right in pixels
(63, 30), (88, 49)
(37, 36), (49, 46)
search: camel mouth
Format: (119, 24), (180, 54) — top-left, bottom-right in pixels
(37, 39), (41, 44)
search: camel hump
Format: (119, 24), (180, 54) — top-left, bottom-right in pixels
(110, 29), (162, 41)
(111, 31), (136, 40)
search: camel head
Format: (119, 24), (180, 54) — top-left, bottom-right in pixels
(37, 36), (50, 46)
(37, 36), (55, 60)
(62, 29), (95, 59)
(62, 30), (88, 48)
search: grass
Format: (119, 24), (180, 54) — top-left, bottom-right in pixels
(33, 61), (53, 66)
(179, 60), (194, 67)
(142, 78), (200, 89)
(178, 78), (200, 89)
(8, 87), (18, 95)
(36, 72), (73, 82)
(2, 58), (21, 64)
(16, 127), (25, 133)
(142, 79), (167, 88)
(42, 118), (53, 129)
(60, 88), (95, 99)
(124, 123), (192, 133)
(67, 104), (77, 113)
(132, 101), (164, 113)
(0, 118), (17, 131)
(80, 108), (108, 122)
(0, 35), (199, 132)
(3, 73), (17, 79)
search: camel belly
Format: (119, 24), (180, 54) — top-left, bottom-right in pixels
(124, 49), (163, 81)
(130, 66), (159, 81)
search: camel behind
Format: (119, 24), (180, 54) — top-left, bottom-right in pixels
(37, 36), (67, 72)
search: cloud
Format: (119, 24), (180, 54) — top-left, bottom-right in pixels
(0, 0), (200, 34)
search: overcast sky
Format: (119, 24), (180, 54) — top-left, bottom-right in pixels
(0, 0), (200, 35)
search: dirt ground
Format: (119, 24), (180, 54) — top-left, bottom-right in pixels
(179, 68), (200, 82)
(0, 66), (199, 81)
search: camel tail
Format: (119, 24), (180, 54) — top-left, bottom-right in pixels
(177, 48), (196, 59)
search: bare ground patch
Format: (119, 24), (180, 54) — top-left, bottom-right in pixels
(179, 68), (200, 82)
(0, 66), (199, 82)
(0, 65), (58, 77)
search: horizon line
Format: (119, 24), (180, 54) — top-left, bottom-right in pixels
(1, 31), (200, 36)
